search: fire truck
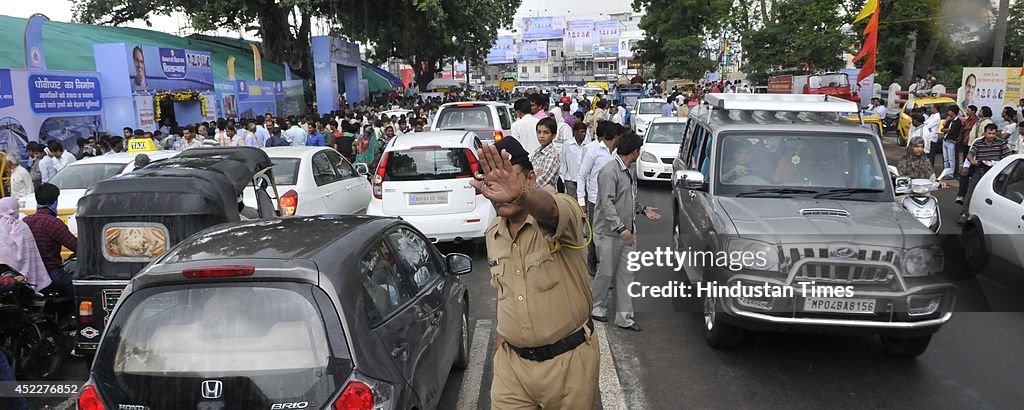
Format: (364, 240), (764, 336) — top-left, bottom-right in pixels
(767, 70), (859, 102)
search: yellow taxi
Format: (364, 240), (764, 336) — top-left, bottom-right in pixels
(897, 96), (959, 146)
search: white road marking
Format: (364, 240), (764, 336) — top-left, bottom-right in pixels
(456, 319), (492, 410)
(595, 322), (628, 410)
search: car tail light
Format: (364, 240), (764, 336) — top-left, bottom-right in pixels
(464, 148), (483, 195)
(493, 130), (504, 141)
(333, 372), (394, 410)
(78, 384), (105, 410)
(456, 103), (475, 107)
(373, 152), (390, 200)
(281, 189), (298, 216)
(182, 265), (255, 279)
(79, 300), (94, 324)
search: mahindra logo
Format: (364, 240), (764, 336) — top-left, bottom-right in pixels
(831, 247), (856, 258)
(201, 380), (222, 399)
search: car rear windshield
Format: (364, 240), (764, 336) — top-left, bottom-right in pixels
(95, 283), (348, 406)
(436, 106), (494, 130)
(48, 163), (127, 189)
(270, 158), (300, 185)
(386, 147), (473, 181)
(638, 102), (663, 114)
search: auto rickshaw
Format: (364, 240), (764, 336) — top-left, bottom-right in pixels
(72, 147), (278, 357)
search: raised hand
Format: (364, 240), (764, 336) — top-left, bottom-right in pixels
(469, 144), (525, 204)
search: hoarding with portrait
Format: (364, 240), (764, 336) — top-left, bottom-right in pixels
(960, 68), (1023, 113)
(522, 17), (565, 41)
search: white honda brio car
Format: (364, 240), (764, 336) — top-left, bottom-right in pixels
(247, 146), (371, 216)
(366, 130), (495, 243)
(637, 117), (687, 182)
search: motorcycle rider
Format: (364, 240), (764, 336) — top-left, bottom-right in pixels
(895, 137), (949, 187)
(0, 197), (52, 292)
(22, 183), (76, 297)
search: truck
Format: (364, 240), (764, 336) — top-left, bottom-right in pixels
(767, 71), (859, 102)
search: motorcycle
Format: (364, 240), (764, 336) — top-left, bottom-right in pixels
(0, 267), (73, 380)
(888, 166), (953, 233)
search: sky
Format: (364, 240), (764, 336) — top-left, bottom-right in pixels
(4, 0), (638, 41)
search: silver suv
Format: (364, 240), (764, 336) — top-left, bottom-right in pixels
(671, 94), (956, 357)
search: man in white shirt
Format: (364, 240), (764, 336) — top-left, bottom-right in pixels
(924, 105), (942, 167)
(559, 122), (590, 200)
(609, 106), (624, 125)
(576, 122), (623, 271)
(176, 126), (204, 151)
(510, 98), (540, 156)
(286, 120), (308, 146)
(5, 152), (33, 199)
(870, 98), (887, 118)
(39, 141), (76, 183)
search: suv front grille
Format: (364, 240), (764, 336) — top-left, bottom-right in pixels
(787, 246), (901, 285)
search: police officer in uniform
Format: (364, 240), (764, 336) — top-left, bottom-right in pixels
(471, 138), (599, 410)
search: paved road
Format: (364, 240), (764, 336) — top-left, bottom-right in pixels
(33, 139), (1024, 409)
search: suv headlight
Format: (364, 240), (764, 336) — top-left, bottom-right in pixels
(726, 238), (780, 272)
(903, 246), (942, 277)
(641, 151), (658, 163)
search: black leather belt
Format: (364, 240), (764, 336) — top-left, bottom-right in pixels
(507, 319), (593, 362)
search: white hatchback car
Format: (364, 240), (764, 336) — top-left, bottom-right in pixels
(637, 117), (687, 182)
(366, 131), (495, 243)
(250, 146), (372, 216)
(632, 97), (667, 135)
(962, 153), (1024, 272)
(431, 101), (514, 144)
(20, 150), (179, 234)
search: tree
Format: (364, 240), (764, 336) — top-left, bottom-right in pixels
(993, 0), (1010, 67)
(735, 0), (856, 84)
(631, 0), (731, 79)
(71, 0), (519, 87)
(1003, 0), (1024, 66)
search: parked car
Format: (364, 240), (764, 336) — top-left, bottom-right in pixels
(431, 101), (514, 143)
(631, 98), (666, 135)
(77, 216), (472, 410)
(896, 96), (958, 146)
(366, 131), (495, 243)
(247, 146), (372, 216)
(19, 151), (179, 234)
(962, 154), (1024, 272)
(672, 93), (955, 357)
(637, 117), (688, 182)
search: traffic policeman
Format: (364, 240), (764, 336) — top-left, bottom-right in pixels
(471, 137), (599, 409)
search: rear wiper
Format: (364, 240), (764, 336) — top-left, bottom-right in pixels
(735, 188), (818, 198)
(813, 188), (884, 199)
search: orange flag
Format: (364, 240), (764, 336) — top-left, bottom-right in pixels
(852, 1), (880, 83)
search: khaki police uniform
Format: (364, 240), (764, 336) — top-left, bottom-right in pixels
(488, 192), (599, 409)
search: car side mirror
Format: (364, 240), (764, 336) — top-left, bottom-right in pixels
(673, 170), (706, 191)
(894, 176), (912, 194)
(354, 163), (370, 176)
(445, 253), (473, 275)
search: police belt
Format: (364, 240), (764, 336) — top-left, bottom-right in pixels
(507, 319), (593, 362)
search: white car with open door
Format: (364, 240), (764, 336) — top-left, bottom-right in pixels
(962, 154), (1024, 272)
(366, 131), (495, 243)
(247, 146), (371, 216)
(637, 117), (688, 182)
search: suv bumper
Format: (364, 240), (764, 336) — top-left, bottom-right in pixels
(710, 258), (956, 337)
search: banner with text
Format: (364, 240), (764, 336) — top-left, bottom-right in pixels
(563, 19), (594, 56)
(593, 20), (620, 61)
(961, 67), (1023, 113)
(487, 35), (515, 65)
(125, 44), (214, 94)
(522, 17), (565, 41)
(515, 41), (548, 61)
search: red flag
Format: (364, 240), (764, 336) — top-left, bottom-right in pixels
(853, 6), (879, 82)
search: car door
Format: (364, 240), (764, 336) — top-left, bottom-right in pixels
(325, 149), (371, 213)
(360, 238), (431, 407)
(309, 150), (342, 214)
(679, 125), (716, 280)
(980, 159), (1024, 267)
(495, 105), (513, 140)
(383, 226), (449, 407)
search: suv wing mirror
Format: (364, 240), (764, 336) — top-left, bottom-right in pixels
(354, 163), (370, 176)
(673, 170), (706, 191)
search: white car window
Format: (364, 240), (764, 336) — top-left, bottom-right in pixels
(311, 151), (339, 186)
(994, 159), (1024, 204)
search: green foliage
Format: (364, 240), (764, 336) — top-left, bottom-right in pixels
(631, 0), (731, 79)
(1004, 0), (1024, 67)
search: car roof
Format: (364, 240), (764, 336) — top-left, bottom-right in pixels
(637, 98), (664, 103)
(438, 101), (508, 108)
(690, 105), (875, 135)
(262, 146), (327, 158)
(650, 117), (688, 124)
(388, 131), (475, 150)
(153, 215), (396, 267)
(71, 150), (178, 166)
(910, 97), (957, 105)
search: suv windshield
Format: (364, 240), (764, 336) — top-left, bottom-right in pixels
(646, 122), (687, 144)
(48, 163), (127, 189)
(386, 148), (473, 181)
(95, 283), (347, 406)
(436, 106), (494, 130)
(716, 133), (889, 200)
(638, 102), (663, 114)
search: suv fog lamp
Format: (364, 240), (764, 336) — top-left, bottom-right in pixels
(736, 295), (772, 310)
(907, 294), (942, 316)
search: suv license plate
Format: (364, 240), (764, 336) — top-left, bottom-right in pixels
(803, 297), (876, 314)
(408, 192), (448, 205)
